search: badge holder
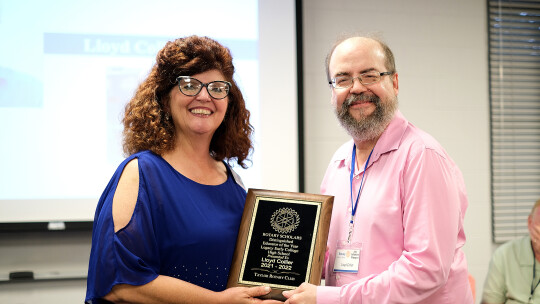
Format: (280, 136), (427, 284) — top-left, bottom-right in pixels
(333, 241), (362, 273)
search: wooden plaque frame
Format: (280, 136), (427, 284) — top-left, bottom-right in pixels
(226, 189), (334, 301)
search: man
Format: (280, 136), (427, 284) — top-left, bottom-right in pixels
(282, 35), (473, 303)
(482, 199), (540, 304)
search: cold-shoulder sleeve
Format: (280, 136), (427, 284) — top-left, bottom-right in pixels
(85, 154), (160, 303)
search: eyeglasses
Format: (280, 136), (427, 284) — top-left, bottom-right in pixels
(176, 76), (232, 99)
(329, 71), (393, 89)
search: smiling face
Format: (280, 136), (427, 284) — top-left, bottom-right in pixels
(328, 37), (399, 141)
(167, 69), (229, 138)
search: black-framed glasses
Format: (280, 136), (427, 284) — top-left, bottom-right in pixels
(329, 71), (393, 89)
(176, 76), (232, 99)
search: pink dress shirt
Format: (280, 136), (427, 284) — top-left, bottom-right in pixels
(317, 111), (473, 303)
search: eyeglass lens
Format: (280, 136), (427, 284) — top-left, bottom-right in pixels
(178, 77), (230, 99)
(333, 72), (383, 88)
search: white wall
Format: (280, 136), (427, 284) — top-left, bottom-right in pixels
(303, 0), (492, 302)
(0, 231), (90, 303)
(258, 0), (298, 192)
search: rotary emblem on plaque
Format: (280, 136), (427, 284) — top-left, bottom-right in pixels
(270, 207), (300, 234)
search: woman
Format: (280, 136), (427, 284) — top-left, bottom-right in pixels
(86, 36), (279, 304)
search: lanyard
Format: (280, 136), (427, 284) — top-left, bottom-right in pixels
(347, 145), (373, 243)
(531, 241), (540, 302)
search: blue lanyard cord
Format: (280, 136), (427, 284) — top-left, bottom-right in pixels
(349, 145), (374, 223)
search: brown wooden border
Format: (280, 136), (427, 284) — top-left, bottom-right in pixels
(226, 189), (334, 301)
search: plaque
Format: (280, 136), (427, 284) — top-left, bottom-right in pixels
(227, 189), (334, 301)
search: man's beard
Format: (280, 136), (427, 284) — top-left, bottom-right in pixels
(335, 93), (398, 142)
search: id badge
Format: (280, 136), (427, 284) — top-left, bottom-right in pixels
(333, 241), (362, 273)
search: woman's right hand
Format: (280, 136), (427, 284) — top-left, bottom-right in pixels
(218, 286), (284, 304)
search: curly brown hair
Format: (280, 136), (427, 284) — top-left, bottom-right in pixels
(122, 35), (253, 168)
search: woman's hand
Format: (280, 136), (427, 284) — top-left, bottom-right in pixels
(219, 286), (284, 304)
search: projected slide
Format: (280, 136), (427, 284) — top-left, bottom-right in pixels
(0, 0), (262, 222)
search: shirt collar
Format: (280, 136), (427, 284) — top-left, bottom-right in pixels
(333, 110), (409, 171)
(519, 235), (535, 267)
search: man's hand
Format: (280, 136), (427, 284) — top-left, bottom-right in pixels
(282, 282), (317, 304)
(530, 220), (540, 243)
(529, 213), (540, 259)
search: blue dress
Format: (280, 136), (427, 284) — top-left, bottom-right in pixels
(85, 151), (247, 303)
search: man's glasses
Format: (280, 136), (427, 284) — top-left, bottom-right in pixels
(329, 71), (393, 89)
(176, 76), (232, 99)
